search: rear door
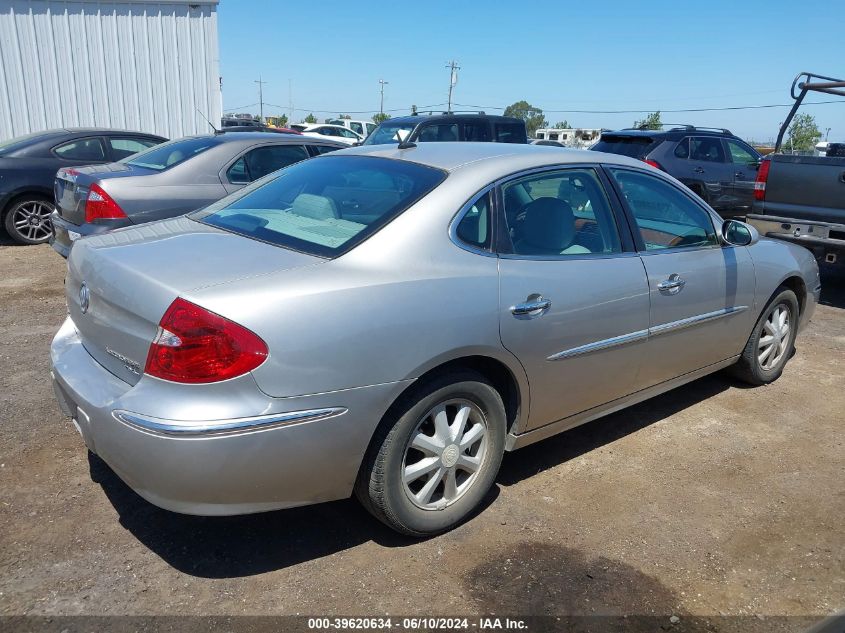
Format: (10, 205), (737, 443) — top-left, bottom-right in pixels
(221, 143), (310, 193)
(688, 136), (734, 212)
(605, 167), (756, 388)
(495, 165), (650, 431)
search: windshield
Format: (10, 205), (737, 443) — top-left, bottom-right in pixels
(194, 155), (446, 257)
(363, 122), (417, 145)
(122, 137), (220, 170)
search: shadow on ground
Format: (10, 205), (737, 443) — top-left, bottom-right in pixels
(88, 452), (498, 578)
(819, 267), (845, 309)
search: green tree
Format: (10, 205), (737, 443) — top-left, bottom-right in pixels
(633, 111), (662, 130)
(373, 112), (391, 124)
(784, 113), (822, 152)
(554, 120), (571, 129)
(338, 114), (351, 119)
(503, 100), (548, 138)
(304, 113), (318, 124)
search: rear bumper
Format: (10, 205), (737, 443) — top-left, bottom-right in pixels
(49, 212), (130, 258)
(50, 317), (408, 515)
(747, 214), (845, 263)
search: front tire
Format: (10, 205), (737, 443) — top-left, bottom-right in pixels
(4, 197), (56, 244)
(731, 287), (799, 385)
(356, 371), (506, 536)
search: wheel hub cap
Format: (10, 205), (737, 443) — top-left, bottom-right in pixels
(402, 399), (489, 510)
(758, 304), (790, 371)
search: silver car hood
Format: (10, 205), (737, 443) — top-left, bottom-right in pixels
(66, 216), (323, 385)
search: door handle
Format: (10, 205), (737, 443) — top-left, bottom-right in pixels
(735, 172), (745, 178)
(693, 167), (705, 174)
(657, 274), (686, 294)
(511, 295), (551, 316)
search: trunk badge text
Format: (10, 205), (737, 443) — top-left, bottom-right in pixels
(106, 347), (141, 375)
(78, 283), (90, 314)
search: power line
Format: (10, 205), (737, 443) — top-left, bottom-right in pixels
(453, 100), (843, 114)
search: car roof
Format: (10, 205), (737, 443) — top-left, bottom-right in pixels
(386, 113), (523, 125)
(601, 127), (738, 140)
(339, 141), (646, 173)
(185, 132), (315, 143)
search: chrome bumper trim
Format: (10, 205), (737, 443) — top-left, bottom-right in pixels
(649, 305), (748, 337)
(112, 407), (347, 437)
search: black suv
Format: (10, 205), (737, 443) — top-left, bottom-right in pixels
(592, 126), (762, 218)
(364, 112), (528, 146)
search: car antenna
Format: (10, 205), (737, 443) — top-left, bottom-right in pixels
(197, 109), (220, 134)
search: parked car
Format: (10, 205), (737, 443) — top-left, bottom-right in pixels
(363, 112), (528, 146)
(591, 125), (762, 218)
(289, 123), (363, 145)
(50, 143), (819, 536)
(50, 132), (344, 258)
(531, 139), (566, 147)
(328, 119), (377, 138)
(747, 72), (845, 268)
(0, 128), (165, 244)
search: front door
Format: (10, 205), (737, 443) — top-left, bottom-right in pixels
(605, 167), (757, 388)
(497, 166), (650, 431)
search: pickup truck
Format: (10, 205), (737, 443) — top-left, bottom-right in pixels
(747, 72), (845, 267)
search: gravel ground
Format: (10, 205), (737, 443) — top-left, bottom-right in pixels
(0, 241), (843, 626)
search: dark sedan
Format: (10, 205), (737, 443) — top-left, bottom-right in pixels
(51, 132), (345, 258)
(0, 129), (166, 244)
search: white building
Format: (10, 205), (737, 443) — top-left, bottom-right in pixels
(535, 128), (602, 148)
(0, 0), (221, 141)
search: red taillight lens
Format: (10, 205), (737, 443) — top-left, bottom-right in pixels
(144, 298), (268, 384)
(643, 158), (664, 171)
(754, 159), (771, 201)
(85, 183), (127, 222)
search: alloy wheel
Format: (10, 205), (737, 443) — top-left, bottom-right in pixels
(402, 399), (488, 511)
(11, 200), (55, 242)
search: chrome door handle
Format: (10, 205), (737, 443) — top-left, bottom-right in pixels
(511, 295), (551, 316)
(657, 274), (686, 294)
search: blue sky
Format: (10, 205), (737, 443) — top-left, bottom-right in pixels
(218, 0), (844, 142)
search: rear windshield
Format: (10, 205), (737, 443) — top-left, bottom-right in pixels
(194, 155), (446, 257)
(363, 122), (417, 145)
(0, 131), (56, 156)
(123, 137), (220, 170)
(592, 135), (658, 159)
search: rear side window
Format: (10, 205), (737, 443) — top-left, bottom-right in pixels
(418, 124), (459, 142)
(690, 137), (725, 162)
(456, 192), (492, 249)
(592, 135), (657, 159)
(495, 123), (527, 143)
(463, 122), (491, 142)
(196, 155), (446, 257)
(53, 138), (106, 161)
(124, 137), (219, 170)
(108, 137), (160, 160)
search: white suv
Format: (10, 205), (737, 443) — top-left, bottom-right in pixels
(329, 119), (377, 138)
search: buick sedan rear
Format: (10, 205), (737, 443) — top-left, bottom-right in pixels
(50, 143), (820, 535)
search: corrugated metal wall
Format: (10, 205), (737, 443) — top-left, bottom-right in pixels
(0, 0), (221, 141)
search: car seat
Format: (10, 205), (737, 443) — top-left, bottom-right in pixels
(513, 197), (590, 255)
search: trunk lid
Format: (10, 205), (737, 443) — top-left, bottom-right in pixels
(55, 163), (154, 225)
(65, 216), (323, 385)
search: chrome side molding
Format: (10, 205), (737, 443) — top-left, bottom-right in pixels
(548, 306), (748, 361)
(112, 407), (348, 437)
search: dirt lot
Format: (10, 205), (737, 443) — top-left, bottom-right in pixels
(0, 241), (843, 628)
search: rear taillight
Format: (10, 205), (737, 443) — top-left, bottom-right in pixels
(85, 183), (127, 222)
(643, 158), (664, 171)
(754, 159), (771, 201)
(144, 298), (268, 384)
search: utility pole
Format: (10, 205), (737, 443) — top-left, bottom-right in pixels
(445, 60), (460, 112)
(825, 127), (831, 141)
(288, 78), (293, 122)
(254, 76), (267, 123)
(379, 79), (389, 116)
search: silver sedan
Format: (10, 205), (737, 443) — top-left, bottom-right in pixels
(50, 143), (820, 535)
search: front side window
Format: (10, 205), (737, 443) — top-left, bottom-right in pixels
(455, 192), (492, 250)
(196, 156), (446, 257)
(463, 122), (490, 142)
(418, 124), (459, 142)
(725, 139), (758, 165)
(350, 122), (364, 135)
(53, 138), (106, 161)
(609, 169), (718, 251)
(501, 168), (622, 257)
(124, 137), (219, 170)
(363, 122), (417, 145)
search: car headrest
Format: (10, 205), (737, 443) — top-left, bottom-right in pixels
(291, 193), (339, 220)
(520, 197), (577, 252)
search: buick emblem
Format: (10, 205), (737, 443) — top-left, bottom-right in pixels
(79, 283), (90, 314)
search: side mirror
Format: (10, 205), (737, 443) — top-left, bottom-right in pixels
(721, 219), (759, 247)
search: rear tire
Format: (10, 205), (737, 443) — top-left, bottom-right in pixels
(4, 196), (55, 244)
(355, 370), (506, 536)
(730, 287), (799, 385)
